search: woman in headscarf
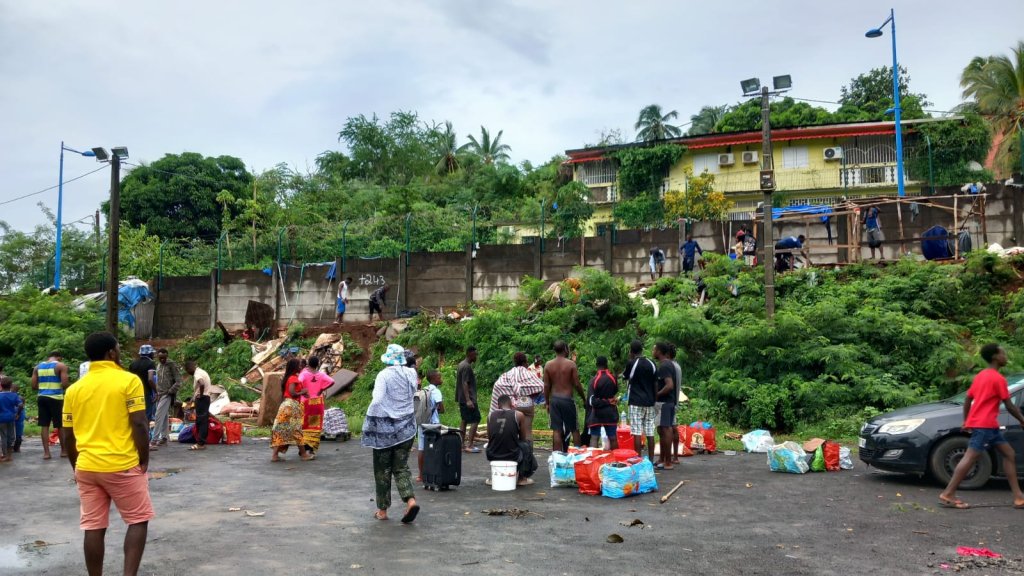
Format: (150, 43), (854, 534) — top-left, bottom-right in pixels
(271, 358), (313, 462)
(489, 352), (545, 442)
(362, 343), (420, 523)
(299, 355), (333, 455)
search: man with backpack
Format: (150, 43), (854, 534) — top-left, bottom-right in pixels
(415, 370), (444, 482)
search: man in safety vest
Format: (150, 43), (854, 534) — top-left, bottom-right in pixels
(32, 350), (70, 460)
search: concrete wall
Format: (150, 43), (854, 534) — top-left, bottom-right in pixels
(155, 275), (212, 337)
(407, 251), (467, 311)
(153, 184), (1024, 337)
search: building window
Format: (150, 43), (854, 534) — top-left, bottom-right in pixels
(578, 160), (618, 185)
(692, 153), (719, 174)
(781, 146), (809, 169)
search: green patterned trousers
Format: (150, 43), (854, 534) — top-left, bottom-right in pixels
(372, 437), (415, 510)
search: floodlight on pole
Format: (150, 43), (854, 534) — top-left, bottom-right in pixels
(111, 146), (129, 159)
(91, 147), (110, 162)
(741, 74), (792, 319)
(865, 8), (905, 197)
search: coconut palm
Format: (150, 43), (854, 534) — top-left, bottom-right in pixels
(687, 105), (731, 136)
(433, 121), (461, 175)
(460, 126), (511, 165)
(960, 42), (1024, 173)
(634, 104), (683, 142)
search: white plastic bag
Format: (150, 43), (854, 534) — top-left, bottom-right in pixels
(741, 429), (775, 453)
(767, 441), (809, 474)
(548, 451), (587, 488)
(839, 446), (854, 470)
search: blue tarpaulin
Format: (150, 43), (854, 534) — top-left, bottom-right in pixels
(117, 280), (153, 328)
(770, 205), (833, 222)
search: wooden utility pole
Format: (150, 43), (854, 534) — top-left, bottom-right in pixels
(105, 155), (121, 333)
(760, 86), (776, 319)
(94, 209), (101, 290)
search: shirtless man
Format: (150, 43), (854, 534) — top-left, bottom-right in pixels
(543, 341), (585, 452)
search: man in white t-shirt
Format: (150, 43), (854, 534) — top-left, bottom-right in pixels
(185, 361), (212, 451)
(336, 276), (353, 323)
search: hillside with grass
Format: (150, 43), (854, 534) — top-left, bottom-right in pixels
(338, 252), (1024, 440)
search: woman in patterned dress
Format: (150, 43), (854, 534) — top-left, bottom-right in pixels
(271, 358), (313, 462)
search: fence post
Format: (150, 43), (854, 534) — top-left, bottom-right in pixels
(465, 242), (474, 305)
(209, 269), (217, 330)
(158, 239), (169, 291)
(341, 220), (350, 274)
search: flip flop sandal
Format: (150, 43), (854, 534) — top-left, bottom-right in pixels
(401, 504), (420, 524)
(939, 498), (970, 509)
(374, 511), (388, 521)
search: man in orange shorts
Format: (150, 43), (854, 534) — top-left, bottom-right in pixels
(63, 332), (153, 576)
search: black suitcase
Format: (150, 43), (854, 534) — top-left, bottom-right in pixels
(422, 426), (462, 491)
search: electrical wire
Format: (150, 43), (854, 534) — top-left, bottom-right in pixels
(0, 165), (108, 207)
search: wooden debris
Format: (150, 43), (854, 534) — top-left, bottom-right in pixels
(481, 508), (543, 519)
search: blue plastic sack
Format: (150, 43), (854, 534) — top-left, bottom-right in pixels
(600, 462), (639, 498)
(741, 429), (775, 453)
(632, 458), (658, 494)
(178, 423), (196, 444)
(767, 441), (809, 474)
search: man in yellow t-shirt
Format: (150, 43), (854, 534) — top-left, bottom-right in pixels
(63, 332), (153, 576)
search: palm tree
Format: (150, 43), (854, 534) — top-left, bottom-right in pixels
(460, 126), (511, 165)
(960, 42), (1024, 174)
(634, 104), (683, 142)
(433, 121), (461, 175)
(687, 105), (731, 136)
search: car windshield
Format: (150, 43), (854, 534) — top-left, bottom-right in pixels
(943, 375), (1024, 404)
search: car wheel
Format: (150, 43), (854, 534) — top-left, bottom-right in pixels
(929, 436), (992, 490)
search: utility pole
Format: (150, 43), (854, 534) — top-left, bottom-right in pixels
(760, 86), (776, 319)
(94, 210), (101, 291)
(105, 155), (121, 333)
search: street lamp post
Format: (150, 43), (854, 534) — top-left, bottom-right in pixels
(55, 143), (96, 290)
(741, 75), (791, 319)
(866, 8), (905, 197)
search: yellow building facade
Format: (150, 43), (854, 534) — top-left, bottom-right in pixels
(565, 119), (944, 229)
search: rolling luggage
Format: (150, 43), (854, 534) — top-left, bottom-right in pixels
(422, 425), (461, 491)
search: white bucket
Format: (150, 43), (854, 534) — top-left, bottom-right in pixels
(490, 461), (518, 491)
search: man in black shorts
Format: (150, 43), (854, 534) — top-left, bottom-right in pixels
(653, 342), (677, 470)
(32, 351), (70, 460)
(543, 341), (585, 452)
(457, 347), (481, 453)
(369, 284), (389, 322)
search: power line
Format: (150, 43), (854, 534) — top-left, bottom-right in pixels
(0, 166), (107, 207)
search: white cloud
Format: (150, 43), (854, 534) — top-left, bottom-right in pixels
(1, 0), (1022, 231)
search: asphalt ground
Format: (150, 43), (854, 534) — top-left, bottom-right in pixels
(3, 437), (1023, 576)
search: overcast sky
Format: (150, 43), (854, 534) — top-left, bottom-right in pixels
(2, 0), (1022, 233)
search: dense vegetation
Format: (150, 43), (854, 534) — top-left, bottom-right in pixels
(333, 253), (1024, 439)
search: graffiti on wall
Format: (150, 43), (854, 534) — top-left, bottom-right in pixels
(358, 274), (386, 286)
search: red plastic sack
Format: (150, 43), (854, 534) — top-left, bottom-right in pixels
(223, 421), (243, 445)
(682, 424), (717, 453)
(49, 430), (60, 446)
(616, 425), (633, 449)
(823, 441), (841, 471)
(206, 416), (224, 445)
(575, 453), (612, 496)
(675, 426), (694, 457)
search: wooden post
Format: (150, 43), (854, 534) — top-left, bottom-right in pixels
(980, 194), (988, 246)
(953, 194), (959, 259)
(896, 199), (906, 258)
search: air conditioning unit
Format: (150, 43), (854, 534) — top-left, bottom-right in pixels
(823, 146), (844, 161)
(718, 153), (735, 166)
(741, 151), (759, 164)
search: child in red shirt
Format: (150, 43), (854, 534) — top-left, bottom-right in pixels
(939, 344), (1024, 509)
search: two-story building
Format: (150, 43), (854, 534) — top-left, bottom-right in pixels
(564, 118), (955, 233)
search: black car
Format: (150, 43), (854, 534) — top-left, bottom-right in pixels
(859, 376), (1024, 489)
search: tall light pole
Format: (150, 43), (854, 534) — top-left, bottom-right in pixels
(91, 146), (129, 333)
(741, 75), (791, 319)
(866, 8), (905, 197)
(55, 143), (97, 290)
